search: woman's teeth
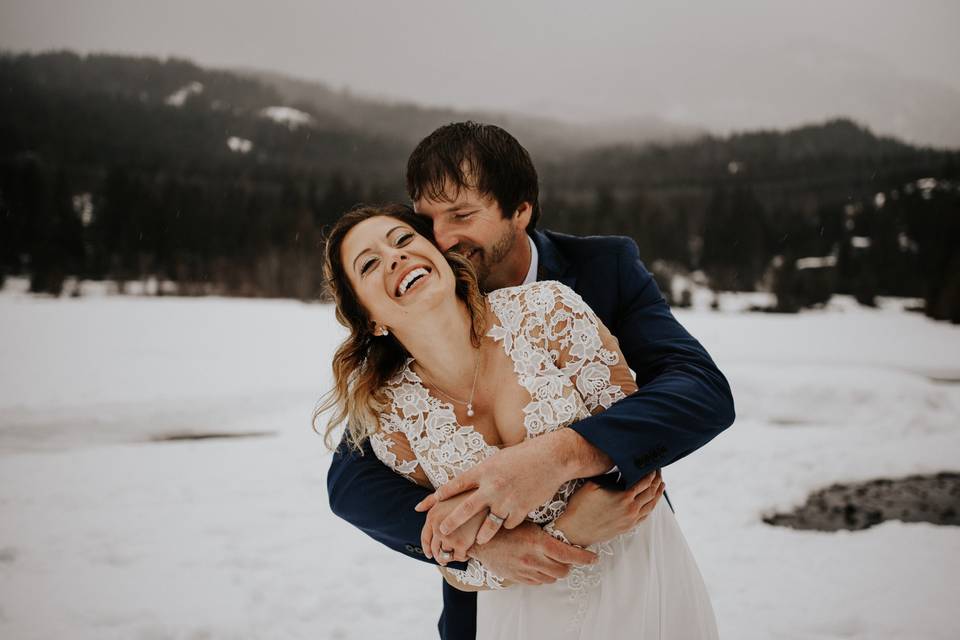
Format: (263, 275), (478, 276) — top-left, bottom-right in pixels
(398, 268), (430, 296)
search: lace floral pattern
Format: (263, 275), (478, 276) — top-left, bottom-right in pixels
(373, 366), (500, 489)
(372, 366), (504, 588)
(370, 281), (628, 592)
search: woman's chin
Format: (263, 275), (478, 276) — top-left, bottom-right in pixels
(397, 274), (454, 312)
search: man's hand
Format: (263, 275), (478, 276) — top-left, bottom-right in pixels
(469, 521), (598, 585)
(555, 471), (664, 547)
(421, 490), (486, 564)
(416, 429), (611, 544)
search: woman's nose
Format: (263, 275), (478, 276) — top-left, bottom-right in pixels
(388, 253), (408, 272)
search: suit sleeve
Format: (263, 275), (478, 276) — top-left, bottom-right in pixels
(326, 437), (468, 570)
(569, 240), (736, 487)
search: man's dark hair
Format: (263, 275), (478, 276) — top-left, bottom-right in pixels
(406, 122), (541, 231)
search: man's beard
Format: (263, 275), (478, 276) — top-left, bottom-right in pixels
(456, 226), (519, 292)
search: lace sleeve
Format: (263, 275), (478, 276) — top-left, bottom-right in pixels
(369, 412), (432, 489)
(443, 561), (506, 591)
(540, 281), (639, 413)
(372, 411), (506, 589)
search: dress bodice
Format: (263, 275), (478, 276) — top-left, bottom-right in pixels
(370, 280), (630, 588)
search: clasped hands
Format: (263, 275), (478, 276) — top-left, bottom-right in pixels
(414, 435), (664, 585)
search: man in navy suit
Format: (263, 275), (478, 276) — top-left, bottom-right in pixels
(327, 122), (735, 639)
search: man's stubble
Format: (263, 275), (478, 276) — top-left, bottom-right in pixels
(473, 223), (520, 293)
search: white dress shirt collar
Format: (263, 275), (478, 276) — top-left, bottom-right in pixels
(522, 234), (539, 285)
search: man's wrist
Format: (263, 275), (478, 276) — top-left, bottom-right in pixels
(550, 514), (587, 547)
(553, 429), (613, 479)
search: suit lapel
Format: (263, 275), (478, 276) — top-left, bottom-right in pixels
(532, 230), (577, 290)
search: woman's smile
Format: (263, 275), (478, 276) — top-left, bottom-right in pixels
(395, 265), (432, 297)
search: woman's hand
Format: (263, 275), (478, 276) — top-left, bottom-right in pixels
(554, 470), (664, 547)
(415, 429), (608, 544)
(421, 489), (488, 565)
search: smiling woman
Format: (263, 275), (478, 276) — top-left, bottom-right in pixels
(313, 203), (486, 452)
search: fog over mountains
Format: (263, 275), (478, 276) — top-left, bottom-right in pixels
(242, 67), (707, 156)
(209, 42), (960, 152)
(3, 1), (957, 148)
(671, 38), (960, 150)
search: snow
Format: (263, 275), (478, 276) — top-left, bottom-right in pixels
(72, 193), (94, 227)
(227, 136), (253, 154)
(165, 82), (204, 107)
(795, 255), (837, 270)
(1, 288), (958, 639)
(259, 106), (314, 130)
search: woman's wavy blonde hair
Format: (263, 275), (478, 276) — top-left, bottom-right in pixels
(313, 203), (487, 452)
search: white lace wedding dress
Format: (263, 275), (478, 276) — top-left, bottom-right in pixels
(370, 281), (719, 639)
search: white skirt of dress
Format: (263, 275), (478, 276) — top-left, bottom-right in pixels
(475, 500), (719, 639)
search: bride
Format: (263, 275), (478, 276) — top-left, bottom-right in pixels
(317, 204), (719, 639)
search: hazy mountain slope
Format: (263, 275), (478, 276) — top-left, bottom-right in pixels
(241, 68), (705, 156)
(661, 39), (960, 150)
(0, 51), (409, 179)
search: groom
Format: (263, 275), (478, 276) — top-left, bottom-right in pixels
(327, 122), (735, 639)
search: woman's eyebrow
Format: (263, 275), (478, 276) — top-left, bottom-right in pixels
(352, 249), (371, 273)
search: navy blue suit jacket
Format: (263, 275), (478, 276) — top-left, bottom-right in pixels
(326, 229), (735, 639)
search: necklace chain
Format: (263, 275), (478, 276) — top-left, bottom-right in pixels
(419, 349), (482, 417)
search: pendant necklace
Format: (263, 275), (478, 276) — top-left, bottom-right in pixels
(420, 349), (482, 417)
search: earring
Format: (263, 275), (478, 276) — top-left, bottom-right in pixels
(376, 326), (389, 336)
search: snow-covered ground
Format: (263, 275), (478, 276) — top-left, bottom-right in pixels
(1, 286), (958, 640)
(259, 107), (314, 130)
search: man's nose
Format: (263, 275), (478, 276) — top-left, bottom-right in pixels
(433, 222), (457, 252)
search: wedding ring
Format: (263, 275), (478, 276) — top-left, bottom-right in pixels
(487, 511), (506, 526)
(440, 550), (453, 561)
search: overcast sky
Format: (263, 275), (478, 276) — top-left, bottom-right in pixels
(2, 0), (959, 144)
